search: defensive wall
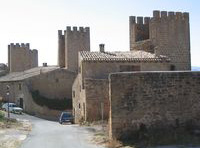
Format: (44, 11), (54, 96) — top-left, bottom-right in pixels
(109, 71), (200, 140)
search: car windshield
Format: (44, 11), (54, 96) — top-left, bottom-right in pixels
(9, 104), (17, 107)
(62, 113), (71, 118)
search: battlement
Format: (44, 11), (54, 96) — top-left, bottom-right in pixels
(152, 10), (189, 20)
(129, 16), (150, 25)
(9, 43), (30, 49)
(66, 26), (90, 33)
(8, 43), (38, 72)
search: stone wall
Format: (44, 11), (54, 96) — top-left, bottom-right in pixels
(109, 71), (200, 140)
(130, 39), (154, 53)
(84, 79), (109, 122)
(8, 43), (38, 72)
(72, 74), (86, 123)
(0, 81), (23, 103)
(72, 76), (109, 123)
(82, 61), (170, 80)
(30, 68), (75, 99)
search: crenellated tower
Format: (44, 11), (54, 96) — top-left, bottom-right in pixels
(58, 26), (90, 72)
(129, 10), (191, 70)
(150, 11), (191, 70)
(129, 16), (150, 50)
(8, 43), (38, 72)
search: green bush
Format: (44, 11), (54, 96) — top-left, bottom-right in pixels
(0, 111), (5, 121)
(31, 90), (72, 110)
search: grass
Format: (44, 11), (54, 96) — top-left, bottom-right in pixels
(0, 111), (21, 129)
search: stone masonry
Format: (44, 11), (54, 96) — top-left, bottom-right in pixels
(58, 26), (90, 72)
(8, 43), (38, 72)
(109, 71), (200, 140)
(130, 11), (191, 70)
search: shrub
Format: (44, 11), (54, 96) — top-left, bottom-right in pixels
(31, 90), (72, 110)
(0, 111), (5, 121)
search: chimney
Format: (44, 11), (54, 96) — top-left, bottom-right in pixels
(99, 44), (105, 52)
(43, 63), (47, 67)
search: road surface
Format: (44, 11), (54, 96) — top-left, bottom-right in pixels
(9, 113), (104, 148)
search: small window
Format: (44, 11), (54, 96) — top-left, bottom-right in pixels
(170, 65), (176, 71)
(55, 78), (59, 83)
(18, 83), (22, 90)
(73, 91), (75, 98)
(79, 103), (81, 109)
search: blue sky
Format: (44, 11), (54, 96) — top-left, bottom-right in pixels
(0, 0), (199, 66)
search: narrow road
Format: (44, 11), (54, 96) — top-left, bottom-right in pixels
(9, 113), (105, 148)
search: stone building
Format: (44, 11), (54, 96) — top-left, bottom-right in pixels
(72, 10), (192, 124)
(8, 43), (38, 72)
(130, 11), (191, 70)
(72, 46), (171, 123)
(0, 66), (75, 120)
(0, 26), (90, 119)
(58, 26), (90, 72)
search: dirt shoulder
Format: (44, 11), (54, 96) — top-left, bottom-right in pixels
(0, 111), (32, 148)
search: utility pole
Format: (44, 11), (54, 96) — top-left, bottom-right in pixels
(6, 85), (10, 118)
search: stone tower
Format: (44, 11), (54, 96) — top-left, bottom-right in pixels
(8, 43), (38, 72)
(58, 26), (90, 72)
(130, 10), (191, 70)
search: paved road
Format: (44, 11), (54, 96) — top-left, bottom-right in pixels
(9, 113), (104, 148)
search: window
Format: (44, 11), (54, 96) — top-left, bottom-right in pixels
(18, 83), (22, 90)
(170, 65), (176, 71)
(120, 65), (141, 72)
(79, 103), (81, 109)
(55, 78), (59, 83)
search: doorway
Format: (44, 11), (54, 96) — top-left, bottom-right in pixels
(19, 98), (23, 109)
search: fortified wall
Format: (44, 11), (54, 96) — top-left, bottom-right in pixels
(109, 71), (200, 140)
(8, 43), (38, 72)
(130, 11), (191, 70)
(58, 26), (90, 72)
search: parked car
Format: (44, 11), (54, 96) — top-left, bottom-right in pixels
(59, 112), (74, 124)
(2, 103), (23, 114)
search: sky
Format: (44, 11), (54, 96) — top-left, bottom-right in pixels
(0, 0), (199, 66)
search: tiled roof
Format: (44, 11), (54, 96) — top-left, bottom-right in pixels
(80, 51), (170, 62)
(0, 66), (59, 82)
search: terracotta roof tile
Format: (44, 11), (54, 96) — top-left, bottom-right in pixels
(80, 51), (170, 62)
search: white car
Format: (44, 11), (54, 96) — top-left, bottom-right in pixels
(2, 103), (23, 114)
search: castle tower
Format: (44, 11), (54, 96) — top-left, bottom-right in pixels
(129, 10), (191, 70)
(58, 26), (90, 72)
(149, 11), (191, 70)
(8, 43), (38, 72)
(129, 16), (150, 50)
(58, 30), (65, 68)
